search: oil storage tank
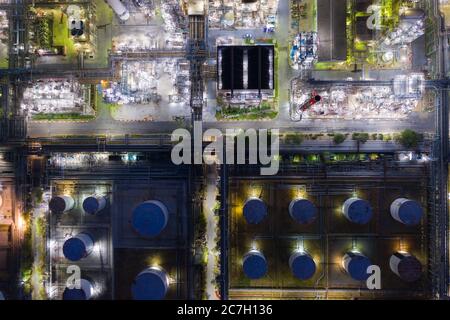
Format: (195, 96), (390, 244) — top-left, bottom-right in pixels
(342, 198), (373, 224)
(132, 267), (169, 300)
(390, 198), (423, 226)
(131, 200), (169, 237)
(243, 249), (268, 279)
(289, 198), (318, 224)
(105, 0), (130, 21)
(49, 195), (74, 213)
(343, 251), (372, 281)
(83, 195), (107, 215)
(63, 279), (94, 300)
(289, 251), (316, 280)
(243, 197), (267, 224)
(390, 252), (422, 282)
(63, 232), (94, 261)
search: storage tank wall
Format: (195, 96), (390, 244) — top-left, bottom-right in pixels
(390, 198), (423, 225)
(83, 195), (107, 214)
(132, 267), (169, 300)
(131, 200), (169, 237)
(49, 195), (75, 213)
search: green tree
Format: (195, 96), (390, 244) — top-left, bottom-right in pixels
(333, 133), (346, 145)
(352, 132), (369, 144)
(398, 129), (421, 149)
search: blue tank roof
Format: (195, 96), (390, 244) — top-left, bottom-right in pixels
(397, 255), (422, 282)
(132, 272), (167, 300)
(346, 199), (373, 224)
(347, 254), (372, 281)
(62, 287), (87, 300)
(63, 238), (87, 262)
(243, 198), (267, 224)
(290, 199), (318, 224)
(83, 197), (101, 215)
(132, 202), (168, 237)
(398, 201), (423, 225)
(290, 253), (316, 280)
(243, 252), (267, 279)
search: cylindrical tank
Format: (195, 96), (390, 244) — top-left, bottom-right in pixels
(342, 198), (373, 224)
(83, 195), (107, 215)
(0, 194), (3, 209)
(131, 200), (169, 237)
(106, 0), (130, 21)
(132, 267), (169, 300)
(289, 251), (316, 280)
(62, 279), (94, 300)
(63, 233), (94, 261)
(390, 198), (423, 226)
(243, 197), (267, 224)
(390, 252), (422, 282)
(49, 195), (74, 213)
(0, 291), (4, 300)
(289, 198), (318, 224)
(242, 249), (268, 279)
(343, 251), (372, 281)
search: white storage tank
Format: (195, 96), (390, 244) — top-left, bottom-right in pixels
(390, 251), (422, 282)
(49, 195), (75, 213)
(132, 267), (169, 300)
(63, 232), (94, 261)
(289, 251), (316, 280)
(390, 198), (423, 226)
(242, 249), (268, 280)
(343, 251), (372, 281)
(63, 279), (94, 300)
(289, 198), (318, 224)
(342, 197), (373, 224)
(105, 0), (130, 21)
(83, 195), (107, 215)
(243, 197), (268, 224)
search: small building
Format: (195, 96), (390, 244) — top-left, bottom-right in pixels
(217, 45), (274, 98)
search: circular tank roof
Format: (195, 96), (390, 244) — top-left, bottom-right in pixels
(346, 254), (372, 281)
(397, 255), (422, 282)
(49, 196), (67, 213)
(243, 251), (267, 279)
(62, 287), (87, 300)
(132, 270), (168, 300)
(345, 199), (373, 224)
(63, 237), (88, 261)
(289, 199), (318, 224)
(397, 200), (423, 226)
(83, 197), (101, 215)
(132, 201), (168, 237)
(243, 198), (267, 224)
(290, 252), (316, 280)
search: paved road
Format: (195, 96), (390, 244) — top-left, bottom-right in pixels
(28, 112), (435, 138)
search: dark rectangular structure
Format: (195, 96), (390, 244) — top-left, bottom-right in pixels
(317, 0), (347, 61)
(356, 16), (374, 41)
(218, 45), (274, 95)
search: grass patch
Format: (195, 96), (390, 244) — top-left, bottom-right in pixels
(51, 10), (77, 61)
